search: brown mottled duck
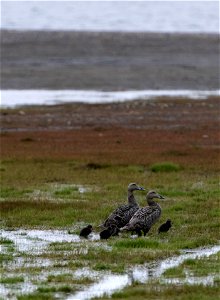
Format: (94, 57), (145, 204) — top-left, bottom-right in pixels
(101, 183), (145, 235)
(120, 190), (165, 236)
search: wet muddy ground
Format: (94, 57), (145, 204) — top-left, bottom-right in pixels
(1, 229), (219, 300)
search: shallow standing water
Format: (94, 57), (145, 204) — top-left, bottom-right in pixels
(1, 89), (220, 108)
(1, 229), (219, 300)
(68, 245), (220, 300)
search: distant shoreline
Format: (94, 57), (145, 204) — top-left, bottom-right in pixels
(2, 29), (219, 36)
(1, 30), (219, 90)
(1, 89), (220, 108)
(1, 96), (219, 133)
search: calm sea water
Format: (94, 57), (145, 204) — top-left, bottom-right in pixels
(1, 1), (219, 33)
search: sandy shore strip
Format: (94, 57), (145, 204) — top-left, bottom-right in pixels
(1, 30), (219, 90)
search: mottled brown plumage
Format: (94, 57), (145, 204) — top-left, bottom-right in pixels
(101, 183), (145, 235)
(120, 190), (165, 236)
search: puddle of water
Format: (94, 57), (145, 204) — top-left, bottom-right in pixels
(68, 245), (220, 300)
(0, 229), (100, 254)
(28, 184), (92, 202)
(162, 275), (215, 286)
(69, 274), (129, 300)
(0, 228), (99, 299)
(1, 89), (220, 107)
(74, 268), (100, 279)
(47, 183), (92, 194)
(0, 230), (76, 255)
(155, 245), (220, 278)
(1, 228), (219, 300)
(0, 229), (100, 255)
(0, 280), (36, 300)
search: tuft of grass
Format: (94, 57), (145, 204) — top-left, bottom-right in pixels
(150, 162), (181, 173)
(37, 287), (56, 293)
(57, 285), (73, 293)
(94, 262), (125, 273)
(0, 238), (14, 245)
(46, 273), (93, 285)
(114, 238), (160, 249)
(0, 187), (33, 198)
(163, 267), (186, 278)
(37, 285), (73, 293)
(18, 293), (56, 300)
(54, 187), (77, 196)
(0, 253), (13, 263)
(0, 276), (24, 284)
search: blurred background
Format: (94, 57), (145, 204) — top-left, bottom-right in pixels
(1, 0), (219, 106)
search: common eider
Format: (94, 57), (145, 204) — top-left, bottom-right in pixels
(120, 190), (165, 236)
(101, 183), (145, 236)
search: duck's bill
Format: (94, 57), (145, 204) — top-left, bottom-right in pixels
(138, 186), (145, 191)
(158, 194), (165, 199)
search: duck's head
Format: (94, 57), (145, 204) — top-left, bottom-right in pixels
(146, 190), (165, 200)
(166, 219), (172, 224)
(87, 225), (93, 230)
(128, 183), (145, 192)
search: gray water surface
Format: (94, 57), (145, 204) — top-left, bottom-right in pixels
(1, 1), (218, 33)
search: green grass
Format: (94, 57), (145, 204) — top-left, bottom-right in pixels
(96, 283), (220, 300)
(0, 276), (24, 284)
(181, 252), (220, 276)
(0, 158), (220, 300)
(0, 187), (33, 198)
(150, 162), (181, 172)
(93, 262), (125, 273)
(0, 238), (14, 245)
(96, 251), (220, 300)
(163, 267), (186, 278)
(46, 273), (93, 284)
(0, 253), (13, 263)
(18, 294), (55, 300)
(113, 238), (160, 249)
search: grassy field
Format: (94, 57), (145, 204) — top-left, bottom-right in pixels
(1, 99), (220, 299)
(0, 158), (219, 299)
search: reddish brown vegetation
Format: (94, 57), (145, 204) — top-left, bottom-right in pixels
(1, 97), (219, 169)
